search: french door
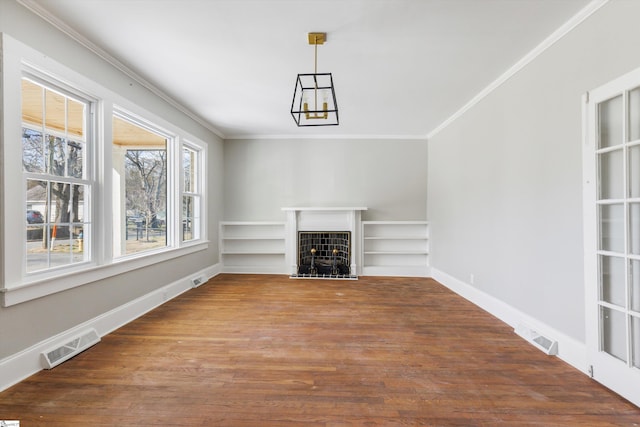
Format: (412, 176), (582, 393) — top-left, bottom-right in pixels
(584, 67), (640, 407)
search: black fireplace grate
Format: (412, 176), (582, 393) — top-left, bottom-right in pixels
(293, 231), (356, 279)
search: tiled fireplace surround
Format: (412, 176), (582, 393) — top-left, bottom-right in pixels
(282, 207), (367, 278)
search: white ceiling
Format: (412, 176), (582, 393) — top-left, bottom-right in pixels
(25, 0), (592, 139)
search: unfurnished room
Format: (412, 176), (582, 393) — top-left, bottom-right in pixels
(1, 0), (640, 425)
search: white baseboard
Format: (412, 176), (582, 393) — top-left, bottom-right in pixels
(221, 265), (288, 274)
(361, 265), (430, 277)
(430, 268), (587, 374)
(0, 263), (221, 392)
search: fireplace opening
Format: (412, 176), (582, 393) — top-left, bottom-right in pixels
(295, 231), (353, 278)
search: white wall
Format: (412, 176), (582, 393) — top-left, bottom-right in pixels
(428, 0), (640, 345)
(0, 1), (223, 360)
(223, 138), (428, 221)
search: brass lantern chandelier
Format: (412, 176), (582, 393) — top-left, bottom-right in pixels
(291, 32), (339, 126)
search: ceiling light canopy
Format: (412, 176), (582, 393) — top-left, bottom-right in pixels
(291, 32), (339, 127)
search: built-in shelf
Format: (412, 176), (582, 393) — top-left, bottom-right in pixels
(220, 218), (429, 277)
(219, 221), (286, 274)
(361, 221), (429, 277)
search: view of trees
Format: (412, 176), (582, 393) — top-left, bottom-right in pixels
(23, 129), (168, 248)
(23, 128), (84, 246)
(21, 78), (176, 271)
(125, 148), (167, 242)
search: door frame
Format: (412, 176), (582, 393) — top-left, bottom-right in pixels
(583, 66), (640, 408)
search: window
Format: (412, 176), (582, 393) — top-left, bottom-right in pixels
(21, 77), (92, 273)
(1, 35), (208, 306)
(182, 144), (202, 242)
(112, 113), (169, 257)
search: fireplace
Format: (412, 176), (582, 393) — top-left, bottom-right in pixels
(296, 231), (351, 277)
(282, 207), (367, 279)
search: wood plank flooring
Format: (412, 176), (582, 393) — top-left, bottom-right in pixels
(1, 274), (639, 426)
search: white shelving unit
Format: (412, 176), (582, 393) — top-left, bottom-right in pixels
(361, 221), (429, 277)
(219, 221), (287, 274)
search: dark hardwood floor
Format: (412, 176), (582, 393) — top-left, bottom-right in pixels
(1, 274), (639, 426)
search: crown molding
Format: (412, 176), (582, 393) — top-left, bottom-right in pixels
(16, 0), (226, 140)
(224, 133), (428, 141)
(426, 0), (609, 140)
(16, 0), (607, 143)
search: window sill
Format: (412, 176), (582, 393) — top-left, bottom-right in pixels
(1, 241), (209, 307)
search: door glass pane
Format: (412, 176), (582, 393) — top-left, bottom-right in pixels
(632, 316), (640, 369)
(631, 203), (640, 255)
(599, 204), (625, 252)
(632, 260), (640, 312)
(631, 145), (640, 198)
(599, 95), (623, 148)
(601, 255), (626, 307)
(629, 87), (640, 142)
(598, 149), (624, 200)
(601, 306), (627, 363)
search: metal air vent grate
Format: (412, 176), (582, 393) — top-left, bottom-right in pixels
(40, 328), (100, 369)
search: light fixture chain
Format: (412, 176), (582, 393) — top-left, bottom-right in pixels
(314, 35), (318, 74)
(314, 35), (318, 110)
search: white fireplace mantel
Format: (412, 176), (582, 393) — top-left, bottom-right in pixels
(282, 207), (368, 211)
(282, 207), (367, 276)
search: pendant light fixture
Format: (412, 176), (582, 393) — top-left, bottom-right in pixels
(291, 32), (339, 126)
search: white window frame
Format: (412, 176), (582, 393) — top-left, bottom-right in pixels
(181, 140), (205, 243)
(111, 108), (176, 259)
(21, 73), (95, 276)
(0, 34), (208, 307)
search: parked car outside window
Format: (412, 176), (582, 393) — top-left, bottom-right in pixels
(26, 209), (44, 224)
